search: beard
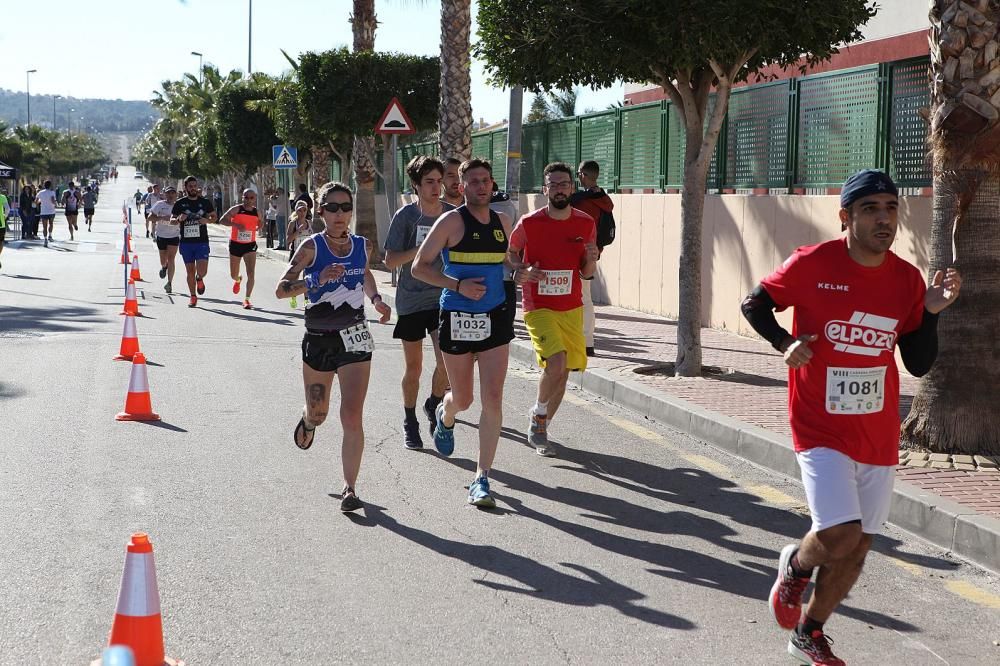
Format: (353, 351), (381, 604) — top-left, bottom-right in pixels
(549, 197), (570, 209)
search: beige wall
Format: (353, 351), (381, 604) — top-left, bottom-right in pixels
(518, 193), (933, 336)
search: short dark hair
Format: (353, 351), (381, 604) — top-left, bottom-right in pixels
(543, 162), (573, 181)
(578, 160), (600, 176)
(316, 181), (353, 205)
(44, 180), (52, 189)
(183, 175), (198, 185)
(459, 158), (492, 180)
(406, 155), (445, 186)
(298, 183), (308, 193)
(443, 157), (462, 168)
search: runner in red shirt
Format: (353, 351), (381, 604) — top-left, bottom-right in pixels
(509, 162), (598, 457)
(741, 170), (961, 665)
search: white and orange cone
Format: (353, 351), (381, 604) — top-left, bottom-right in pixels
(116, 353), (159, 421)
(121, 279), (141, 317)
(121, 245), (129, 265)
(130, 255), (142, 282)
(97, 534), (182, 666)
(114, 315), (142, 361)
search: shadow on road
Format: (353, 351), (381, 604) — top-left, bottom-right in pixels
(0, 304), (107, 335)
(200, 307), (295, 325)
(134, 420), (188, 433)
(0, 274), (49, 281)
(0, 381), (26, 401)
(363, 502), (696, 629)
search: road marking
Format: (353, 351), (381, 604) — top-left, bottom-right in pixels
(944, 580), (1000, 609)
(679, 452), (732, 477)
(744, 484), (799, 507)
(607, 416), (661, 441)
(886, 556), (923, 576)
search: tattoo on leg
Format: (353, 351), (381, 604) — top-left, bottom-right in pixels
(308, 383), (327, 407)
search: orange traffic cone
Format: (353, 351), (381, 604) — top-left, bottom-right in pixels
(114, 315), (141, 361)
(130, 255), (142, 282)
(116, 353), (159, 421)
(121, 279), (141, 317)
(102, 534), (182, 666)
(121, 245), (129, 265)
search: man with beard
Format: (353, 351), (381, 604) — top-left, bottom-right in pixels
(508, 162), (598, 457)
(171, 175), (217, 307)
(441, 157), (464, 207)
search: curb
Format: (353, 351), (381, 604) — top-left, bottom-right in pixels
(263, 255), (1000, 574)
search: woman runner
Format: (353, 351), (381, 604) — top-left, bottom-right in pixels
(218, 189), (264, 309)
(274, 182), (391, 512)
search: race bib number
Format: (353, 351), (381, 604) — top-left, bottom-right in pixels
(450, 311), (491, 341)
(183, 222), (201, 239)
(415, 225), (431, 245)
(236, 229), (253, 242)
(339, 322), (375, 353)
(826, 366), (886, 415)
(538, 269), (573, 296)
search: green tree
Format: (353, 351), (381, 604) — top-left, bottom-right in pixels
(525, 94), (553, 123)
(476, 0), (875, 376)
(215, 76), (282, 177)
(901, 1), (1000, 455)
(296, 48), (440, 250)
(549, 88), (578, 118)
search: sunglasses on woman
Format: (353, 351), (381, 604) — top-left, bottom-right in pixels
(321, 202), (353, 213)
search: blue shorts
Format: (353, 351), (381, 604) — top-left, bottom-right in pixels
(179, 241), (210, 264)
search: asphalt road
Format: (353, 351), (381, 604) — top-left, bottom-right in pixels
(1, 168), (998, 665)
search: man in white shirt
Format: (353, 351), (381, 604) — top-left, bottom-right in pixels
(34, 180), (58, 247)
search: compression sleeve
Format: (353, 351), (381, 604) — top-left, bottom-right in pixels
(898, 309), (939, 377)
(740, 284), (791, 352)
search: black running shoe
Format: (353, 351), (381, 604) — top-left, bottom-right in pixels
(404, 419), (424, 450)
(340, 487), (363, 512)
(159, 266), (167, 279)
(423, 396), (439, 436)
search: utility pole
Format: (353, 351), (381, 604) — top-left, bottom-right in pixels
(247, 0), (253, 74)
(505, 86), (524, 203)
(25, 69), (37, 126)
(191, 51), (204, 84)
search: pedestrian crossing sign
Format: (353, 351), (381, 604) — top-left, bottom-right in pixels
(272, 145), (298, 169)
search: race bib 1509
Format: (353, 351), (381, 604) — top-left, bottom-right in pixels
(538, 269), (573, 296)
(825, 366), (886, 415)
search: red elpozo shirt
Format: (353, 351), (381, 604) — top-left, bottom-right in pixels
(761, 239), (926, 465)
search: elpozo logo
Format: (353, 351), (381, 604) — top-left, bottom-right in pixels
(824, 311), (898, 357)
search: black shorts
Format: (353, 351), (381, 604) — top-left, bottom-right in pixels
(393, 307), (440, 341)
(504, 280), (518, 331)
(230, 241), (257, 257)
(39, 214), (54, 222)
(155, 236), (180, 250)
(302, 331), (372, 372)
(438, 302), (515, 356)
(65, 209), (78, 218)
(0, 226), (6, 242)
(83, 208), (95, 216)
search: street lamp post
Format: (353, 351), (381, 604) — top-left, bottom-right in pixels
(247, 0), (253, 74)
(25, 69), (37, 126)
(53, 95), (62, 131)
(191, 51), (203, 83)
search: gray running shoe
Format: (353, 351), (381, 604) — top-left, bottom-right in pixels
(529, 412), (555, 457)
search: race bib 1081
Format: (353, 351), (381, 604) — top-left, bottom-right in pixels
(825, 366), (886, 415)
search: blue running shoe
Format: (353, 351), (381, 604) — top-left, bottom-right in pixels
(433, 403), (455, 456)
(468, 474), (496, 508)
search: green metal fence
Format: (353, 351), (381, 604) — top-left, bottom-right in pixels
(392, 56), (933, 193)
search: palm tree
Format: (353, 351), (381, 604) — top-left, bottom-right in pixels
(900, 0), (1000, 455)
(350, 0), (382, 256)
(438, 0), (473, 161)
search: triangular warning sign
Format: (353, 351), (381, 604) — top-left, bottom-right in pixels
(375, 97), (416, 134)
(274, 147), (296, 166)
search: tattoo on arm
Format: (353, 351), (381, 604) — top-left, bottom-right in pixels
(279, 279), (306, 295)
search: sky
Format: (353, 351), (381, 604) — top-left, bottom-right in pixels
(0, 0), (623, 124)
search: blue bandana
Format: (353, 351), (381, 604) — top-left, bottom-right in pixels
(840, 170), (898, 209)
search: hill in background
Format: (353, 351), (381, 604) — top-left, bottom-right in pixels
(0, 89), (158, 133)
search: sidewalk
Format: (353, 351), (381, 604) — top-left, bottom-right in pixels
(258, 247), (1000, 573)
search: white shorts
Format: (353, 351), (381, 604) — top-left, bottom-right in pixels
(797, 447), (895, 535)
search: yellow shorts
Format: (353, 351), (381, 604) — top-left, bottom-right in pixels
(523, 307), (587, 371)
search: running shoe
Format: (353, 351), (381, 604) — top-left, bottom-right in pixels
(290, 295), (298, 309)
(243, 299), (252, 310)
(164, 281), (172, 294)
(145, 231), (150, 238)
(188, 295), (197, 308)
(196, 276), (205, 295)
(159, 266), (167, 279)
(529, 412), (555, 457)
(423, 396), (439, 436)
(586, 346), (596, 357)
(403, 419), (424, 450)
(341, 486), (364, 512)
(232, 276), (241, 294)
(770, 544), (812, 630)
(468, 475), (496, 508)
(43, 239), (48, 248)
(433, 403), (455, 456)
(787, 628), (845, 665)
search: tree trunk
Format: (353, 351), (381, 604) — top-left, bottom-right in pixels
(675, 162), (708, 376)
(350, 1), (377, 52)
(312, 146), (332, 188)
(901, 169), (1000, 455)
(353, 136), (381, 261)
(901, 0), (1000, 455)
(438, 0), (472, 161)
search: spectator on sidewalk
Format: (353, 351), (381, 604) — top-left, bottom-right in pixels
(295, 183), (313, 213)
(569, 160), (615, 357)
(19, 184), (37, 239)
(274, 187), (287, 250)
(265, 193), (278, 249)
(0, 188), (9, 269)
(740, 169), (962, 665)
